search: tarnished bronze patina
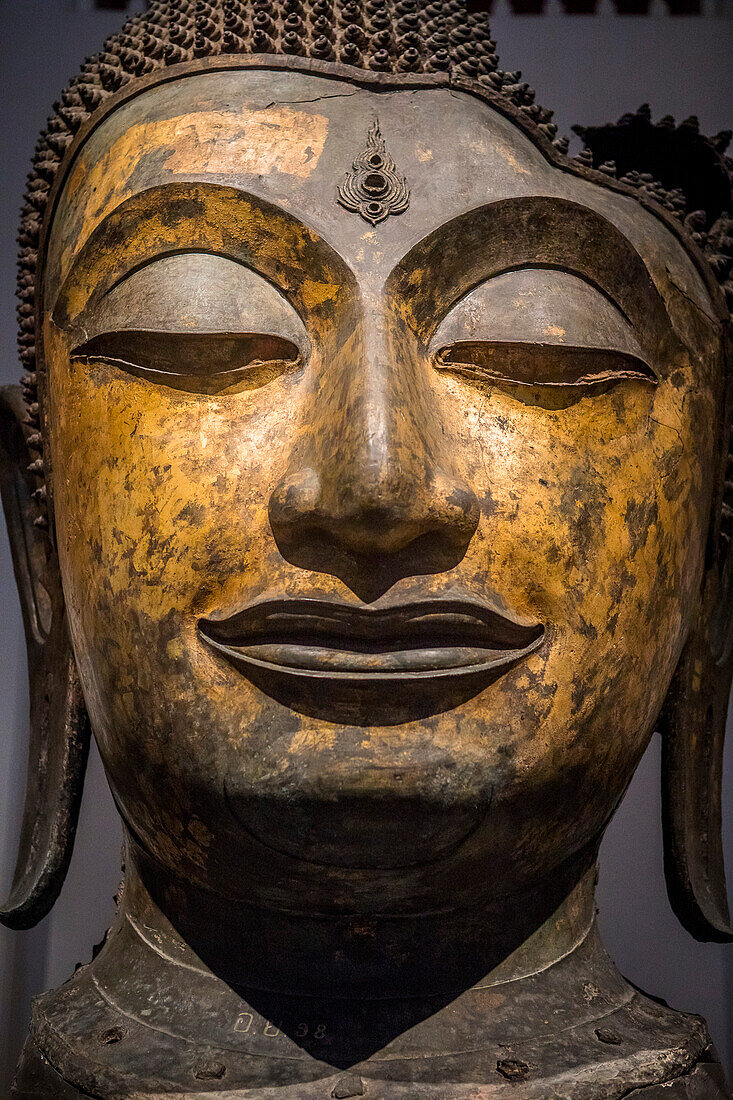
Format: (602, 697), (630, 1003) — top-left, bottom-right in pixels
(2, 1), (732, 1096)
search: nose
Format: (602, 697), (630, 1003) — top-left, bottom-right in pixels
(270, 466), (477, 558)
(269, 309), (479, 594)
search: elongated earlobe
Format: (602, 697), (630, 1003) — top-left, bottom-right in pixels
(0, 385), (90, 930)
(659, 399), (733, 943)
(661, 627), (733, 941)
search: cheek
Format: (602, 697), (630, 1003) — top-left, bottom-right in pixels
(51, 359), (299, 605)
(48, 356), (304, 731)
(440, 372), (713, 749)
(48, 352), (313, 867)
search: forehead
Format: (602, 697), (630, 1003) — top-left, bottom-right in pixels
(47, 67), (711, 312)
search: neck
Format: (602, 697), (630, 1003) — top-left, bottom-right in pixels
(30, 838), (717, 1095)
(23, 841), (718, 1095)
(126, 836), (597, 1001)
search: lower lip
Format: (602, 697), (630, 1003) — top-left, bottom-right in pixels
(199, 638), (543, 682)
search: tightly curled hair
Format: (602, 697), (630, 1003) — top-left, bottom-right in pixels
(15, 0), (733, 538)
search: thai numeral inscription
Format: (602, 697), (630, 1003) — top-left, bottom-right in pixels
(233, 1013), (330, 1042)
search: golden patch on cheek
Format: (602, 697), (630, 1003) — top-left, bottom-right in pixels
(48, 343), (293, 625)
(433, 368), (703, 657)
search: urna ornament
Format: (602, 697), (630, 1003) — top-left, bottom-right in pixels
(2, 0), (732, 1095)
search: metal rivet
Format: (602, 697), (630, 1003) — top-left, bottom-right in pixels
(496, 1058), (530, 1081)
(193, 1059), (227, 1080)
(595, 1026), (623, 1045)
(98, 1025), (127, 1045)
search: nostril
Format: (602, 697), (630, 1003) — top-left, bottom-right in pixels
(268, 461), (479, 599)
(269, 467), (321, 528)
(318, 472), (478, 556)
(428, 471), (480, 544)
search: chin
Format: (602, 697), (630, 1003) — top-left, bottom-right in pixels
(225, 784), (488, 870)
(214, 714), (503, 871)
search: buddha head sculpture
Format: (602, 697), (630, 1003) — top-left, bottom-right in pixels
(1, 1), (732, 1095)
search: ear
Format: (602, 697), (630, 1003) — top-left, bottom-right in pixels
(659, 390), (733, 943)
(0, 385), (90, 930)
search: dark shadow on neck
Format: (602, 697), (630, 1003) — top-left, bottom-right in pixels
(128, 836), (598, 1069)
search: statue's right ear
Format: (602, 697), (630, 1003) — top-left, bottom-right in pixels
(0, 385), (90, 930)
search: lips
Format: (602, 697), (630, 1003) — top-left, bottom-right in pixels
(197, 594), (544, 686)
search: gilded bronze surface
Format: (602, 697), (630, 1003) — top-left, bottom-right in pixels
(1, 3), (732, 1096)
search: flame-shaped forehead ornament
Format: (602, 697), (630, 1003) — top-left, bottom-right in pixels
(337, 120), (410, 225)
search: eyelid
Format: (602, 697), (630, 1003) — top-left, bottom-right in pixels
(61, 251), (311, 358)
(426, 268), (651, 380)
(425, 266), (634, 345)
(70, 329), (301, 395)
(101, 249), (229, 300)
(434, 341), (658, 388)
(70, 329), (300, 365)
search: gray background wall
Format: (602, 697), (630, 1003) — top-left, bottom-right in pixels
(1, 1), (731, 1093)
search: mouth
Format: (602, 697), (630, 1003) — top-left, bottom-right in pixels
(197, 594), (544, 688)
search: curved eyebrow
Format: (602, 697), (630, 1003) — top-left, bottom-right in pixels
(386, 196), (673, 348)
(52, 181), (357, 331)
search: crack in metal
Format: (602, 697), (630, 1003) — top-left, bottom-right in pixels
(262, 91), (358, 111)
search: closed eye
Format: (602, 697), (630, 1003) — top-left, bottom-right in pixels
(434, 340), (657, 406)
(70, 329), (301, 395)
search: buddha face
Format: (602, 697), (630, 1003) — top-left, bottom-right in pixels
(42, 67), (724, 913)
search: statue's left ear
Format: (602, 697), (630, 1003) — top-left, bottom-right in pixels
(660, 386), (733, 943)
(0, 385), (90, 930)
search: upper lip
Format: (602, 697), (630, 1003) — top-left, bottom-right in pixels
(198, 594), (542, 657)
